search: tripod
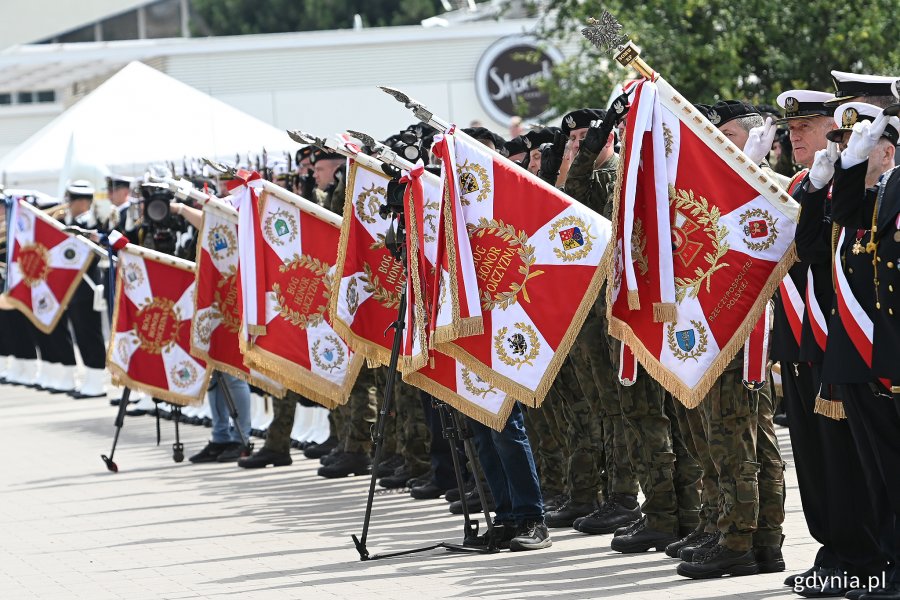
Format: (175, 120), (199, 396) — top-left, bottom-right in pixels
(351, 186), (498, 560)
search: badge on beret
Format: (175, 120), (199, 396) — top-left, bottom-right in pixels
(565, 115), (577, 130)
(524, 137), (532, 149)
(708, 110), (721, 125)
(784, 97), (798, 116)
(842, 107), (859, 128)
(893, 80), (900, 100)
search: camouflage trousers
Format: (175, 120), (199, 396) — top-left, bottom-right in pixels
(373, 369), (430, 476)
(616, 361), (702, 534)
(698, 367), (760, 552)
(562, 312), (639, 503)
(671, 399), (720, 534)
(526, 387), (569, 499)
(262, 392), (298, 454)
(333, 365), (378, 454)
(753, 380), (786, 547)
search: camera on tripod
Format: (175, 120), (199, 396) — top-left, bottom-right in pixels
(138, 182), (195, 257)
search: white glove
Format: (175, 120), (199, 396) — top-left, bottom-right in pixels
(841, 112), (889, 168)
(808, 141), (840, 190)
(743, 116), (777, 164)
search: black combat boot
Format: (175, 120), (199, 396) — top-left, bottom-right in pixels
(237, 448), (292, 469)
(574, 493), (641, 534)
(754, 543), (786, 573)
(679, 532), (719, 562)
(303, 436), (338, 459)
(373, 454), (403, 478)
(316, 451), (372, 478)
(676, 543), (759, 579)
(610, 518), (679, 553)
(665, 528), (708, 558)
(544, 499), (595, 528)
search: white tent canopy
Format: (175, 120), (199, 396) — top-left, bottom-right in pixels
(0, 61), (299, 194)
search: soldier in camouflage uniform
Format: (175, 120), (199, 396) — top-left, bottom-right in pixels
(537, 107), (638, 529)
(526, 384), (570, 511)
(306, 149), (379, 478)
(373, 370), (431, 488)
(676, 101), (786, 577)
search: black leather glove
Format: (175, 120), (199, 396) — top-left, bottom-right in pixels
(582, 92), (630, 155)
(537, 131), (567, 183)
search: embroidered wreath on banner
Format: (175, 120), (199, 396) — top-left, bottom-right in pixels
(423, 198), (440, 243)
(272, 254), (332, 329)
(361, 263), (402, 309)
(193, 309), (217, 346)
(461, 368), (497, 399)
(122, 262), (145, 291)
(548, 215), (596, 262)
(494, 322), (540, 369)
(312, 335), (346, 373)
(670, 187), (730, 302)
(370, 233), (387, 251)
(208, 224), (237, 260)
(663, 123), (674, 158)
(356, 183), (387, 224)
(457, 159), (491, 205)
(212, 269), (242, 334)
(738, 207), (779, 252)
(16, 243), (51, 288)
(346, 277), (360, 315)
(467, 218), (543, 311)
(263, 208), (298, 246)
(666, 320), (709, 362)
(631, 218), (649, 276)
(169, 360), (200, 389)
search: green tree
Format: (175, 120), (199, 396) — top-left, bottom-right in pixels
(190, 0), (444, 36)
(528, 0), (900, 114)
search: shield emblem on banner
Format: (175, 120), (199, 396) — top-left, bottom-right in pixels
(675, 329), (696, 352)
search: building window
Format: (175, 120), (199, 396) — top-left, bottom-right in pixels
(102, 10), (140, 41)
(36, 90), (56, 103)
(0, 94), (11, 105)
(145, 0), (183, 39)
(17, 92), (34, 104)
(57, 24), (97, 44)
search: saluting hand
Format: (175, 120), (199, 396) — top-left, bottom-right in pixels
(743, 117), (777, 165)
(842, 113), (889, 167)
(809, 141), (840, 191)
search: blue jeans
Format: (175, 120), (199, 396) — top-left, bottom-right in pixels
(208, 371), (252, 444)
(469, 402), (544, 525)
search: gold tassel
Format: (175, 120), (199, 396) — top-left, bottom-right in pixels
(653, 302), (677, 323)
(814, 396), (846, 421)
(247, 324), (267, 336)
(627, 289), (641, 310)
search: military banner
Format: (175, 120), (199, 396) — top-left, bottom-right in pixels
(403, 349), (515, 431)
(233, 175), (363, 408)
(106, 244), (212, 405)
(432, 130), (611, 406)
(608, 78), (800, 407)
(4, 199), (93, 333)
(190, 197), (283, 396)
(329, 160), (428, 372)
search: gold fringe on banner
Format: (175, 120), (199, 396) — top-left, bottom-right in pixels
(608, 243), (799, 409)
(814, 396), (846, 421)
(108, 368), (212, 407)
(402, 368), (514, 432)
(653, 302), (677, 323)
(627, 289), (641, 310)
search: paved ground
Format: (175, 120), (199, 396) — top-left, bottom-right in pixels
(0, 383), (816, 599)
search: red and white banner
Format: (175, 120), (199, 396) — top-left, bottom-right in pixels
(403, 349), (516, 431)
(609, 78), (800, 407)
(431, 130), (611, 405)
(4, 200), (93, 333)
(618, 343), (638, 386)
(191, 199), (283, 396)
(235, 178), (363, 408)
(330, 160), (428, 372)
(107, 245), (211, 405)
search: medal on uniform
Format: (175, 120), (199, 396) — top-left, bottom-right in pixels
(852, 229), (865, 255)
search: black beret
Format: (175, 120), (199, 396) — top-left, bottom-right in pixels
(707, 100), (760, 126)
(523, 127), (560, 150)
(503, 135), (528, 158)
(310, 149), (343, 163)
(462, 126), (506, 150)
(560, 108), (604, 136)
(693, 103), (713, 119)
